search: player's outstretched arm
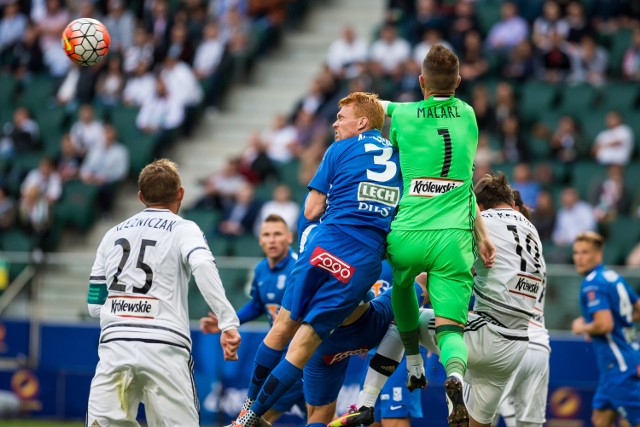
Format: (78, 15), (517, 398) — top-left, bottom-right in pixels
(474, 204), (496, 268)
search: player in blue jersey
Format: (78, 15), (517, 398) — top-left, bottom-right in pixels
(571, 231), (640, 427)
(229, 92), (402, 427)
(199, 214), (305, 423)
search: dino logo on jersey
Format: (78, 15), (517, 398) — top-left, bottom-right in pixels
(310, 247), (355, 284)
(409, 178), (463, 198)
(108, 296), (159, 319)
(358, 182), (400, 207)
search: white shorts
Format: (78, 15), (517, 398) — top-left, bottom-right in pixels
(498, 345), (550, 425)
(419, 310), (528, 425)
(87, 340), (199, 427)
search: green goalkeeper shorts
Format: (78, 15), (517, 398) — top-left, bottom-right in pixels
(387, 228), (474, 325)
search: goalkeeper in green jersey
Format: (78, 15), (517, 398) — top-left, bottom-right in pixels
(381, 45), (495, 427)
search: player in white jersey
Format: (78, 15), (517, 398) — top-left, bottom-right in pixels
(332, 173), (544, 427)
(493, 193), (550, 427)
(86, 159), (241, 427)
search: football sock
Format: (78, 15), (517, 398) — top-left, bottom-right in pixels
(435, 325), (467, 378)
(307, 423), (326, 427)
(247, 343), (284, 401)
(392, 284), (420, 355)
(357, 326), (404, 408)
(249, 359), (302, 418)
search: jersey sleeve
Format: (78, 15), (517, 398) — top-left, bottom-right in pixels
(583, 280), (611, 316)
(237, 274), (264, 323)
(308, 145), (336, 194)
(87, 233), (110, 317)
(179, 221), (240, 331)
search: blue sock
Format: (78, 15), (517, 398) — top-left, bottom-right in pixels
(247, 343), (284, 400)
(251, 359), (302, 416)
(307, 423), (326, 427)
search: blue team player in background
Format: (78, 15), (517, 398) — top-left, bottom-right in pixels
(200, 214), (306, 424)
(571, 231), (640, 427)
(228, 92), (402, 427)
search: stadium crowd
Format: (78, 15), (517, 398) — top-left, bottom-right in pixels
(191, 0), (640, 268)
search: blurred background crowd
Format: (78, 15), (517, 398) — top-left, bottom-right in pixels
(0, 0), (638, 318)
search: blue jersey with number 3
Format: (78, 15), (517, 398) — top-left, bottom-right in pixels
(579, 264), (640, 378)
(308, 130), (401, 248)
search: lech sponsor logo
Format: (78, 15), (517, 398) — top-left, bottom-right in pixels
(358, 182), (400, 207)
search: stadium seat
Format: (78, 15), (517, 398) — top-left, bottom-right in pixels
(557, 83), (598, 116)
(608, 29), (633, 77)
(183, 208), (221, 232)
(519, 81), (558, 122)
(577, 111), (606, 146)
(278, 159), (301, 189)
(231, 235), (264, 258)
(54, 180), (99, 232)
(570, 161), (607, 200)
(14, 75), (56, 111)
(1, 229), (34, 253)
(34, 107), (67, 157)
(124, 132), (157, 176)
(476, 0), (502, 36)
(604, 216), (640, 264)
(598, 82), (639, 112)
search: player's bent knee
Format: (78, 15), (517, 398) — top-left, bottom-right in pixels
(307, 403), (337, 425)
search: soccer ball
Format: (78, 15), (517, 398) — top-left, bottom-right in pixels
(61, 18), (110, 66)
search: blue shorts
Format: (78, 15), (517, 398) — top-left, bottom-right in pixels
(593, 373), (640, 424)
(272, 378), (307, 414)
(373, 356), (424, 421)
(282, 225), (385, 340)
(304, 293), (394, 406)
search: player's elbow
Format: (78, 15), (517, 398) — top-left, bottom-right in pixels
(87, 303), (102, 318)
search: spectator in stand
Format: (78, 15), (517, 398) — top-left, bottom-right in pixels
(95, 54), (125, 108)
(570, 34), (608, 85)
(369, 23), (411, 77)
(501, 39), (536, 82)
(160, 45), (203, 137)
(56, 133), (82, 182)
(550, 115), (585, 164)
(217, 183), (262, 238)
(474, 132), (502, 167)
(532, 190), (556, 242)
(122, 60), (155, 107)
(195, 157), (249, 211)
(622, 28), (640, 81)
(565, 1), (592, 45)
(219, 5), (251, 79)
(393, 59), (422, 101)
(591, 164), (631, 224)
(494, 82), (518, 131)
(35, 0), (71, 77)
(123, 26), (154, 75)
(80, 124), (130, 216)
(539, 29), (572, 83)
(145, 0), (171, 58)
(485, 2), (529, 54)
(238, 131), (277, 184)
(21, 157), (62, 204)
(193, 20), (225, 110)
(71, 0), (100, 22)
(102, 0), (135, 54)
(0, 1), (27, 60)
(552, 187), (596, 247)
(458, 30), (489, 83)
(499, 114), (529, 164)
(0, 107), (40, 159)
(326, 25), (368, 79)
(592, 111), (634, 166)
(511, 163), (541, 209)
(407, 0), (445, 45)
(163, 21), (195, 64)
(56, 62), (103, 108)
(591, 0), (623, 34)
(257, 185), (300, 234)
(471, 84), (494, 132)
(413, 27), (454, 68)
(290, 77), (328, 120)
(447, 0), (479, 54)
(70, 104), (105, 159)
(532, 0), (569, 51)
(136, 77), (185, 156)
(0, 186), (16, 231)
(262, 114), (298, 165)
(18, 184), (50, 250)
(9, 23), (45, 79)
